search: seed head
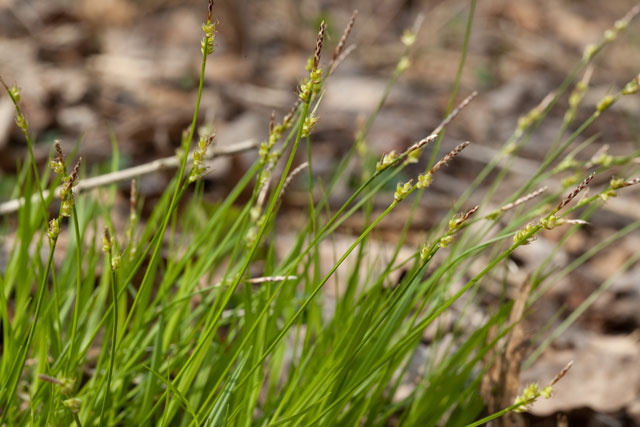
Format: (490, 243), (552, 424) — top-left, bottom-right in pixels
(332, 10), (357, 62)
(313, 21), (327, 70)
(555, 172), (595, 213)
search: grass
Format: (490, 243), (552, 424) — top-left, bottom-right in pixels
(1, 1), (640, 425)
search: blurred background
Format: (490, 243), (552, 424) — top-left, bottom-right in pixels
(1, 0), (640, 425)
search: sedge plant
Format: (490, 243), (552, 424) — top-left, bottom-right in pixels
(0, 2), (639, 426)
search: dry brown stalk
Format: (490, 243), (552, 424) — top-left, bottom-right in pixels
(481, 276), (533, 427)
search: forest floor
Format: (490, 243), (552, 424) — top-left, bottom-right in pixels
(1, 0), (640, 425)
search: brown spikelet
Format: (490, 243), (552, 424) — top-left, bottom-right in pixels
(66, 157), (82, 191)
(283, 99), (301, 127)
(564, 219), (589, 225)
(54, 140), (64, 161)
(104, 226), (111, 243)
(53, 140), (66, 170)
(462, 205), (479, 222)
(500, 187), (548, 212)
(622, 176), (640, 187)
(452, 205), (479, 229)
(402, 93), (477, 157)
(281, 162), (308, 197)
(550, 360), (573, 386)
(207, 0), (214, 23)
(406, 134), (437, 154)
(313, 21), (327, 70)
(430, 141), (470, 174)
(555, 172), (595, 212)
(433, 92), (478, 136)
(274, 162), (309, 208)
(621, 4), (640, 26)
(333, 10), (358, 62)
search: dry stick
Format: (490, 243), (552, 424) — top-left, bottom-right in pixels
(245, 275), (298, 284)
(0, 138), (257, 215)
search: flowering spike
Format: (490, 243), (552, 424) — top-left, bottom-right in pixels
(430, 141), (470, 174)
(555, 172), (595, 213)
(376, 151), (398, 172)
(48, 218), (60, 241)
(313, 21), (327, 71)
(393, 180), (413, 205)
(332, 10), (357, 62)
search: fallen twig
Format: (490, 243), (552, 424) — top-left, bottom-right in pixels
(0, 138), (258, 215)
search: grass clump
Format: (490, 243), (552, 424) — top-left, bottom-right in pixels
(1, 1), (639, 426)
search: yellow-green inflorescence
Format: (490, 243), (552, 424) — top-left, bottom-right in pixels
(513, 223), (537, 246)
(622, 74), (640, 95)
(47, 218), (60, 241)
(63, 397), (81, 414)
(564, 68), (592, 125)
(189, 134), (215, 183)
(299, 67), (323, 103)
(201, 20), (216, 56)
(417, 172), (433, 189)
(302, 115), (319, 138)
(103, 228), (120, 271)
(393, 180), (413, 205)
(59, 167), (79, 217)
(513, 383), (554, 413)
(49, 141), (81, 218)
(376, 151), (398, 172)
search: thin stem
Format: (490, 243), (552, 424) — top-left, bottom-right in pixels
(0, 240), (57, 424)
(66, 206), (84, 375)
(98, 255), (118, 426)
